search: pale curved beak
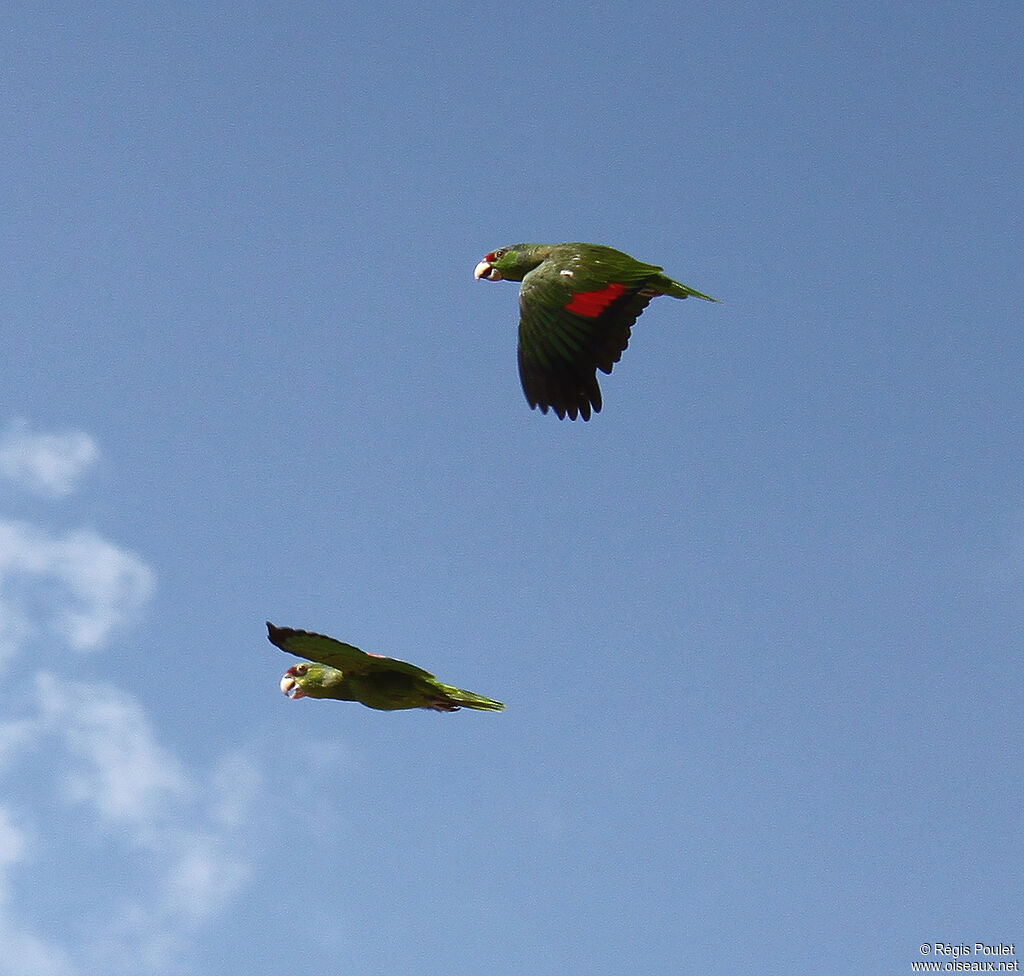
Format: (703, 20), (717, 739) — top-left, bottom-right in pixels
(280, 674), (306, 699)
(474, 260), (499, 281)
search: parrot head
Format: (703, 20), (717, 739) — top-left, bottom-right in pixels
(280, 662), (340, 700)
(474, 245), (545, 283)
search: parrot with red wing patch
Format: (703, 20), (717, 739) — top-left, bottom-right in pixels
(474, 243), (718, 420)
(267, 622), (504, 713)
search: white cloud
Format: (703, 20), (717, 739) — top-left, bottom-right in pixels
(0, 719), (36, 771)
(0, 520), (155, 664)
(0, 807), (78, 976)
(36, 674), (193, 832)
(0, 420), (99, 499)
(0, 677), (260, 974)
(0, 421), (259, 972)
(160, 831), (253, 924)
(0, 810), (27, 870)
(0, 911), (77, 976)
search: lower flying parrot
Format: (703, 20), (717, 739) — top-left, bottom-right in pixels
(474, 242), (717, 420)
(268, 622), (505, 713)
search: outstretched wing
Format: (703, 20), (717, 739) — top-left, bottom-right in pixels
(516, 258), (661, 420)
(266, 623), (436, 679)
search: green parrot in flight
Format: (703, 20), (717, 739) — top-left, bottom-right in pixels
(268, 622), (505, 713)
(474, 242), (717, 420)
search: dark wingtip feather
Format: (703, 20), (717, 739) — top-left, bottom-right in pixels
(266, 621), (289, 649)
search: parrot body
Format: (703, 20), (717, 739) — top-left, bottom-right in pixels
(474, 242), (717, 420)
(267, 623), (504, 713)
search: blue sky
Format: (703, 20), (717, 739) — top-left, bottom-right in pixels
(2, 1), (1022, 973)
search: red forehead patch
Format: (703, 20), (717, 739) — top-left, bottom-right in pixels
(564, 282), (629, 318)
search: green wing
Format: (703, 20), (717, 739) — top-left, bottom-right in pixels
(266, 622), (436, 679)
(517, 258), (661, 420)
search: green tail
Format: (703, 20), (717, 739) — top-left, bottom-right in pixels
(654, 273), (719, 303)
(443, 685), (505, 711)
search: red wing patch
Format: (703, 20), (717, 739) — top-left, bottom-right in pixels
(564, 282), (629, 318)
